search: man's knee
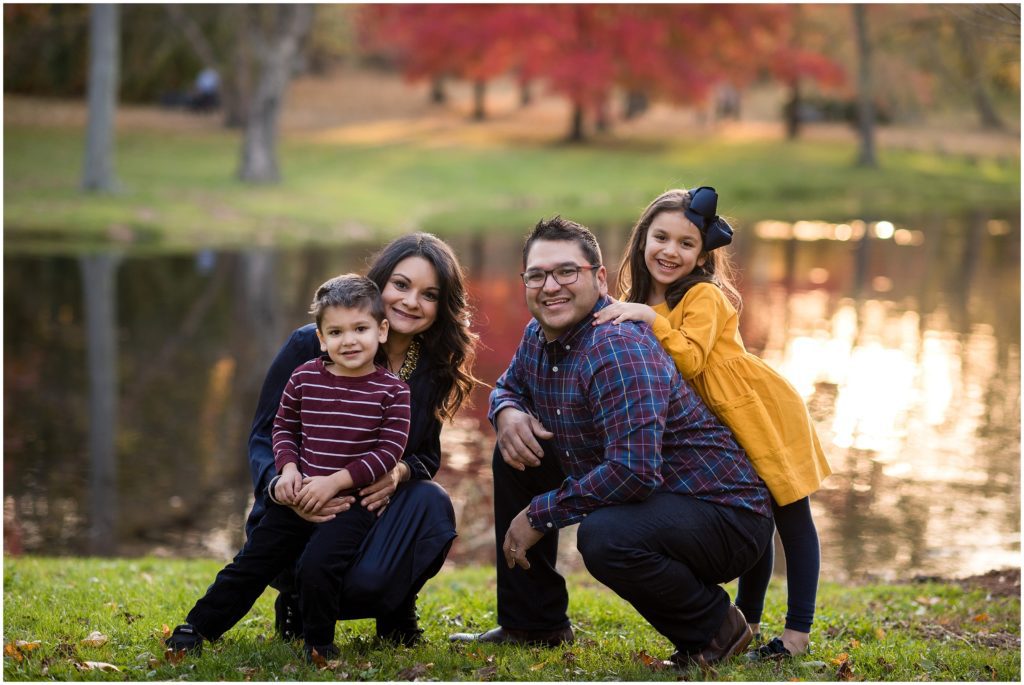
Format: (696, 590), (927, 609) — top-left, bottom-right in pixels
(576, 513), (627, 578)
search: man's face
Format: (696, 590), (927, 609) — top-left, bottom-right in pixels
(523, 239), (606, 341)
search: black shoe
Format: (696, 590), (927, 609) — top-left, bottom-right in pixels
(377, 625), (424, 648)
(745, 636), (792, 661)
(164, 623), (203, 655)
(274, 591), (304, 641)
(449, 625), (574, 647)
(303, 642), (339, 664)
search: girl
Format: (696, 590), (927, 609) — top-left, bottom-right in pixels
(593, 187), (831, 658)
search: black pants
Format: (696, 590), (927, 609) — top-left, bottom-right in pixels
(187, 502), (375, 646)
(735, 496), (820, 632)
(493, 443), (773, 653)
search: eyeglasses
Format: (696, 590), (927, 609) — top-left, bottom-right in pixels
(520, 264), (600, 288)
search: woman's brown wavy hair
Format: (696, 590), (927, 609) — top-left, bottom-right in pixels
(366, 233), (481, 422)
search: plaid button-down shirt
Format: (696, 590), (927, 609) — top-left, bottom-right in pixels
(490, 296), (771, 530)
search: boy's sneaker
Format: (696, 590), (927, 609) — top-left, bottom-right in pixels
(165, 623), (204, 655)
(303, 642), (339, 665)
(274, 591), (304, 641)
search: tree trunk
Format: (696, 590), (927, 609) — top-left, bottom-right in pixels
(82, 4), (119, 192)
(238, 4), (313, 184)
(852, 4), (878, 168)
(472, 79), (487, 120)
(595, 100), (610, 133)
(955, 21), (1005, 130)
(81, 253), (120, 556)
(430, 76), (446, 104)
(784, 79), (801, 140)
(622, 90), (648, 120)
(567, 103), (585, 142)
(519, 79), (532, 107)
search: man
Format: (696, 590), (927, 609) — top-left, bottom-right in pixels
(450, 216), (774, 666)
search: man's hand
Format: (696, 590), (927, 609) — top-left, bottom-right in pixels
(495, 408), (554, 471)
(296, 475), (342, 514)
(274, 465), (303, 505)
(502, 508), (545, 570)
(288, 496), (353, 523)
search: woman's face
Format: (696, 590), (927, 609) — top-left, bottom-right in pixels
(380, 256), (441, 338)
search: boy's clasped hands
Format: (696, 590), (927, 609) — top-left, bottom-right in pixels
(275, 463), (348, 514)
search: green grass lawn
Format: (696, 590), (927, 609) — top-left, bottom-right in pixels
(3, 557), (1019, 681)
(4, 124), (1019, 254)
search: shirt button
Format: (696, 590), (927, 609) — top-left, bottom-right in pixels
(565, 345), (571, 350)
(556, 409), (561, 415)
(546, 522), (553, 528)
(565, 451), (570, 457)
(552, 366), (559, 372)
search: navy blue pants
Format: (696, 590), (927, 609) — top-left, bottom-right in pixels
(493, 444), (773, 653)
(188, 502), (374, 646)
(734, 496), (820, 633)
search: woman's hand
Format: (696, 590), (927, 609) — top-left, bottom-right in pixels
(592, 301), (656, 326)
(288, 495), (354, 523)
(358, 462), (407, 517)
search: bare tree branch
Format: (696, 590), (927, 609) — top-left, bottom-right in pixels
(164, 4), (221, 71)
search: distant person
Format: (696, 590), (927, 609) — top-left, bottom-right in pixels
(451, 217), (773, 668)
(246, 233), (478, 647)
(190, 67), (220, 111)
(166, 274), (410, 661)
(593, 187), (832, 658)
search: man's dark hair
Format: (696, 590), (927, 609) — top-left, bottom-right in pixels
(522, 215), (603, 269)
(309, 273), (385, 328)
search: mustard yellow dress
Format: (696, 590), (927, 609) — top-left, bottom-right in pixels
(650, 283), (831, 506)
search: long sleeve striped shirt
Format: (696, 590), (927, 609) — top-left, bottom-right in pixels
(489, 295), (771, 531)
(273, 358), (411, 489)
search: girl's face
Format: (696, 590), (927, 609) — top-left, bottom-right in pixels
(643, 211), (706, 295)
(380, 256), (441, 339)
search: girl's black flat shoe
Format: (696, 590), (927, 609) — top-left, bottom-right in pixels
(745, 636), (792, 661)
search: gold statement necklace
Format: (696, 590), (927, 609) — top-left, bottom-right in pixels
(395, 338), (421, 382)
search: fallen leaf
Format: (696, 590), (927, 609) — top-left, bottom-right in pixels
(164, 647), (187, 665)
(309, 648), (328, 669)
(985, 664), (997, 679)
(876, 656), (895, 672)
(631, 649), (669, 671)
(474, 664), (498, 680)
(836, 659), (855, 681)
(161, 624), (172, 639)
(4, 643), (24, 662)
(849, 639), (861, 649)
(831, 652), (850, 666)
(529, 659), (548, 671)
(562, 649), (577, 664)
(81, 631), (108, 647)
(15, 641), (41, 652)
(874, 627), (886, 640)
(396, 662), (433, 680)
(282, 663), (298, 674)
(237, 666), (258, 680)
(148, 657), (160, 669)
(121, 611), (142, 625)
(76, 661), (121, 672)
(973, 613), (990, 623)
(140, 572), (154, 584)
(801, 660), (828, 670)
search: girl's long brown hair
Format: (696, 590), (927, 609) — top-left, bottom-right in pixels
(616, 189), (742, 311)
(367, 233), (482, 422)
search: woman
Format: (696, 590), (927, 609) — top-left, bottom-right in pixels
(245, 233), (479, 646)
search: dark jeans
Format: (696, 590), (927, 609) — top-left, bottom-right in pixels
(492, 443), (773, 652)
(735, 496), (820, 633)
(187, 502), (375, 646)
(578, 492), (772, 654)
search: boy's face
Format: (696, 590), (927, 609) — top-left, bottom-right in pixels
(316, 305), (389, 377)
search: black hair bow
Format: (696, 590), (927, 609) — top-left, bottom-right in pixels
(683, 186), (733, 251)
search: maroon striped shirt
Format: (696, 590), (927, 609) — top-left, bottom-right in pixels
(272, 358), (411, 489)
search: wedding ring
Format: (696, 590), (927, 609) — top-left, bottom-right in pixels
(510, 546), (518, 553)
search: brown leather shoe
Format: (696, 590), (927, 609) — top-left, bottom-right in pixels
(694, 604), (753, 666)
(449, 625), (574, 647)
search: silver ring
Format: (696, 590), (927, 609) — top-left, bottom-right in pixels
(510, 547), (518, 553)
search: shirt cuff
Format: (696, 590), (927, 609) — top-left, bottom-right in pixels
(488, 400), (528, 427)
(527, 491), (564, 531)
(266, 475), (283, 505)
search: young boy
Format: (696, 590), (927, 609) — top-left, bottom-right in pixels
(165, 274), (411, 661)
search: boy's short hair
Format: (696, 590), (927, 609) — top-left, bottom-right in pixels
(522, 215), (603, 269)
(309, 274), (385, 328)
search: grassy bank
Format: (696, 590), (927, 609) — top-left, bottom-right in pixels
(4, 123), (1019, 254)
(3, 557), (1019, 681)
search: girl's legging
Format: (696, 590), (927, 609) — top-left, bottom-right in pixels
(734, 496), (819, 633)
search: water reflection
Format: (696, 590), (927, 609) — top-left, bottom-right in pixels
(3, 215), (1019, 583)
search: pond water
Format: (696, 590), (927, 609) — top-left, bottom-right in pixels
(3, 214), (1020, 583)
